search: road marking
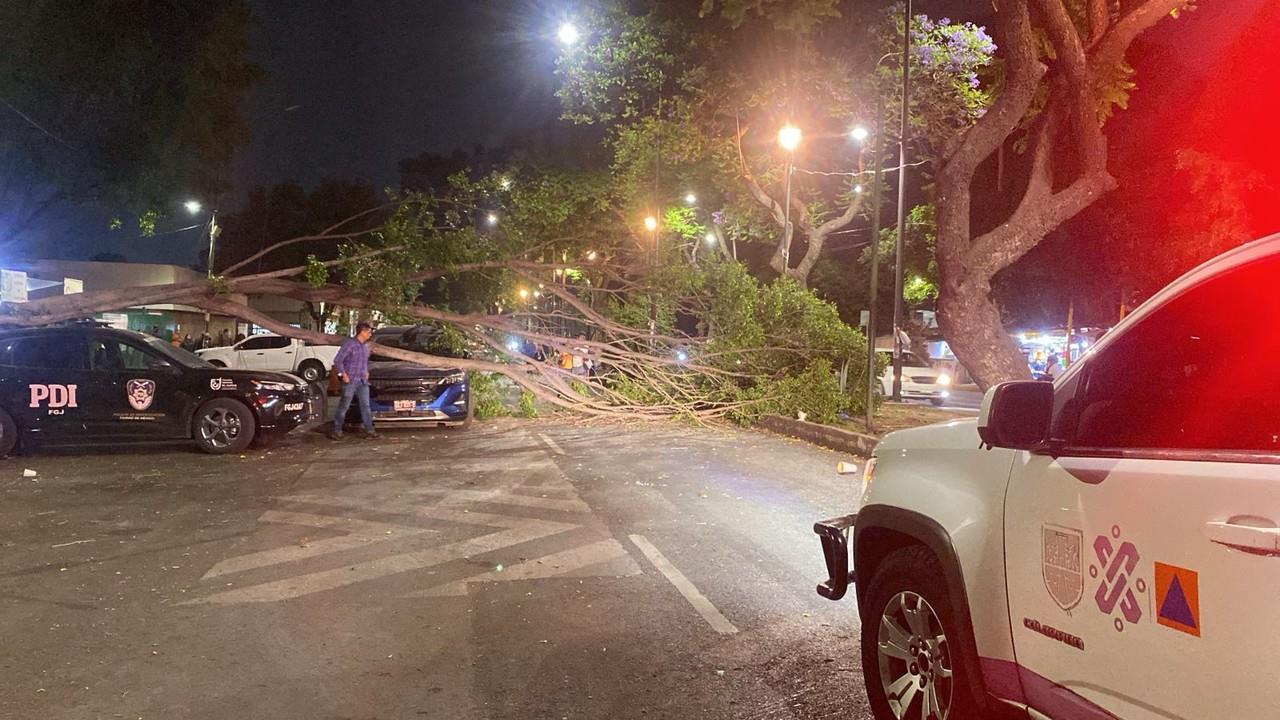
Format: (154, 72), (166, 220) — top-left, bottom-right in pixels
(201, 511), (437, 579)
(415, 488), (590, 514)
(539, 433), (567, 456)
(407, 538), (641, 597)
(628, 534), (738, 635)
(183, 517), (579, 605)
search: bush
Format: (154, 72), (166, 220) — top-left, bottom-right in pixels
(470, 372), (508, 420)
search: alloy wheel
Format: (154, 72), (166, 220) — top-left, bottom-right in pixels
(199, 407), (243, 449)
(876, 591), (955, 720)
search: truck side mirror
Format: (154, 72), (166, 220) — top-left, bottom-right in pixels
(977, 381), (1053, 450)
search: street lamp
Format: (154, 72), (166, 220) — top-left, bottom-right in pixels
(184, 200), (203, 215)
(557, 23), (580, 46)
(777, 124), (801, 267)
(186, 199), (220, 278)
(644, 215), (658, 232)
(850, 126), (870, 143)
(705, 232), (717, 245)
(684, 192), (697, 205)
(518, 287), (530, 300)
(486, 213), (499, 226)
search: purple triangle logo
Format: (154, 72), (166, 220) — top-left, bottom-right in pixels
(1159, 576), (1196, 628)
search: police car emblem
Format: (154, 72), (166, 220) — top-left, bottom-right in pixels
(126, 379), (156, 411)
(1042, 524), (1084, 611)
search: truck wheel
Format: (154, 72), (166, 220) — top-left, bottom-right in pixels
(192, 399), (256, 454)
(930, 397), (946, 407)
(298, 360), (325, 383)
(0, 408), (17, 457)
(861, 546), (982, 720)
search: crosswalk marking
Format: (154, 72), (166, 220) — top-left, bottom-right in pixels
(406, 538), (641, 597)
(202, 511), (438, 579)
(629, 534), (739, 635)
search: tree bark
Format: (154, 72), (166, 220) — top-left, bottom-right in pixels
(932, 0), (1186, 390)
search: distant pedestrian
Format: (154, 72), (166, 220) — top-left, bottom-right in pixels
(1043, 353), (1061, 381)
(234, 332), (245, 345)
(329, 322), (377, 440)
(181, 334), (195, 352)
(218, 328), (230, 347)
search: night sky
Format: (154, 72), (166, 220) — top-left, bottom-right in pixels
(70, 0), (1270, 265)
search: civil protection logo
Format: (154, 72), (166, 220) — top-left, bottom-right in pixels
(1042, 524), (1083, 610)
(126, 379), (156, 411)
(1090, 524), (1146, 632)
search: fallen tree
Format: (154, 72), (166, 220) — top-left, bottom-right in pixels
(6, 198), (879, 424)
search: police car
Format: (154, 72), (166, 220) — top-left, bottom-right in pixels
(814, 234), (1280, 719)
(0, 325), (322, 455)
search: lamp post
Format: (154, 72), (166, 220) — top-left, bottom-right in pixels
(857, 115), (884, 432)
(644, 215), (659, 346)
(187, 200), (220, 279)
(891, 0), (913, 402)
(777, 124), (802, 270)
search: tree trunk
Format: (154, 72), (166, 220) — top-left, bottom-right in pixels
(936, 270), (1028, 390)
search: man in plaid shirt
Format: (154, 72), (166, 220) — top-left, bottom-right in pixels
(329, 322), (377, 439)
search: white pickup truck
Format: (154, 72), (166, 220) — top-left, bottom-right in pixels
(197, 334), (340, 383)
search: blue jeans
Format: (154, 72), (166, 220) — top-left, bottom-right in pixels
(333, 379), (374, 434)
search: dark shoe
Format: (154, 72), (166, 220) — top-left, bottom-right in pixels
(361, 431), (379, 440)
(327, 429), (344, 440)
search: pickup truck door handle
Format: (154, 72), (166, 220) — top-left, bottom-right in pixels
(1205, 519), (1280, 556)
(283, 351), (292, 354)
(254, 352), (265, 355)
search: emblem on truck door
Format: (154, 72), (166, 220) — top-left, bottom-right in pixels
(126, 379), (156, 411)
(1042, 524), (1084, 611)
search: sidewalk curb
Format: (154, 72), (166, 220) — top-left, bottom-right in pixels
(757, 415), (878, 457)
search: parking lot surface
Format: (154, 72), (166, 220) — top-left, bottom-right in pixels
(0, 419), (872, 719)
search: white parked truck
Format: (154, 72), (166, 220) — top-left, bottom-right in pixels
(815, 233), (1280, 719)
(196, 334), (340, 384)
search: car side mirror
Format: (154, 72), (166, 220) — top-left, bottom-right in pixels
(977, 381), (1053, 450)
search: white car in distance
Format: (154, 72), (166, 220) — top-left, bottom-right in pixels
(878, 350), (952, 406)
(197, 334), (339, 384)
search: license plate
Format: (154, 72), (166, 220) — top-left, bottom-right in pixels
(393, 400), (416, 412)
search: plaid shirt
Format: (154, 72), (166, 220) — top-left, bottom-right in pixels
(333, 337), (371, 381)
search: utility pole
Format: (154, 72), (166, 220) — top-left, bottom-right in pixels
(891, 0), (912, 401)
(865, 108), (884, 433)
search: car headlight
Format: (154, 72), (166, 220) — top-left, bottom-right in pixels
(252, 379), (296, 392)
(937, 374), (952, 386)
(861, 457), (878, 496)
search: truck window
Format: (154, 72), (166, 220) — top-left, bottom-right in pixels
(1068, 254), (1280, 453)
(240, 336), (291, 351)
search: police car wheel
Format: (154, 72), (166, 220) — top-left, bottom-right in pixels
(930, 397), (946, 407)
(861, 546), (981, 720)
(0, 408), (16, 457)
(193, 399), (256, 454)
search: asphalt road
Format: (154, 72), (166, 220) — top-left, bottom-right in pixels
(0, 419), (873, 720)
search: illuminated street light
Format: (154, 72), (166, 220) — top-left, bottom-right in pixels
(850, 126), (870, 143)
(586, 250), (598, 261)
(486, 213), (499, 226)
(777, 124), (802, 152)
(705, 232), (716, 245)
(518, 288), (530, 299)
(184, 200), (203, 215)
(684, 192), (697, 205)
(644, 216), (658, 232)
(558, 23), (580, 45)
(854, 184), (864, 194)
(533, 290), (541, 298)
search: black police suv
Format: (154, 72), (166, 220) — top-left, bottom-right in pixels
(0, 326), (323, 455)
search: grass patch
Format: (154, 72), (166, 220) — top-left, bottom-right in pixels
(845, 402), (968, 437)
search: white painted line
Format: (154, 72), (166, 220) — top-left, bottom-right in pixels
(628, 534), (738, 635)
(406, 537), (641, 597)
(202, 511), (437, 579)
(183, 517), (578, 605)
(416, 488), (590, 514)
(539, 433), (567, 456)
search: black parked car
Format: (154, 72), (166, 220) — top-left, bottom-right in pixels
(339, 324), (472, 429)
(0, 326), (322, 455)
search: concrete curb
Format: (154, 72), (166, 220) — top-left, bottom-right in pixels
(757, 415), (879, 457)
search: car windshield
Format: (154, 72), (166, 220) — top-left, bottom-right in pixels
(371, 327), (468, 362)
(140, 335), (214, 368)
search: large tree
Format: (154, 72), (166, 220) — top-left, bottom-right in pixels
(933, 0), (1194, 387)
